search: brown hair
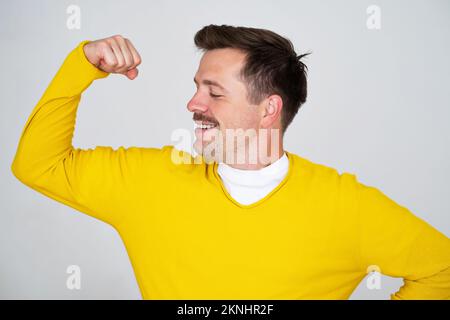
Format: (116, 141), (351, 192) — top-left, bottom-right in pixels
(194, 24), (310, 134)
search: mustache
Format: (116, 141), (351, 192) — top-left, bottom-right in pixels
(193, 113), (218, 125)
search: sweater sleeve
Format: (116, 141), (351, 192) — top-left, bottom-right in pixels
(355, 178), (450, 299)
(11, 40), (170, 227)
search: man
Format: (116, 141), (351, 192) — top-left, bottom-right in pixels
(11, 25), (450, 299)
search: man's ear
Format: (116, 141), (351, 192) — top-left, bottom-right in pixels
(261, 95), (283, 128)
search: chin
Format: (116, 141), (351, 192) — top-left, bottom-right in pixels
(193, 140), (221, 164)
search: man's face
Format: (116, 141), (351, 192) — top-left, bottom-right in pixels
(187, 48), (263, 162)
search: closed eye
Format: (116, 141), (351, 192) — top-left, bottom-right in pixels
(210, 93), (223, 98)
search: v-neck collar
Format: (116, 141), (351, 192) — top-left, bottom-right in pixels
(211, 151), (295, 209)
(217, 152), (289, 187)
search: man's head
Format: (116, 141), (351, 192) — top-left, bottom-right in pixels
(187, 24), (309, 167)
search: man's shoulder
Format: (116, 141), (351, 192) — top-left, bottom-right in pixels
(287, 151), (359, 188)
(150, 145), (211, 177)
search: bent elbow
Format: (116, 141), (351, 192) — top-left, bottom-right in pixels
(10, 154), (38, 186)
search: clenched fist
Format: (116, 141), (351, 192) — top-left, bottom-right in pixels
(83, 35), (142, 80)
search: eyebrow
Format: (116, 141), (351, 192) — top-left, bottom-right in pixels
(193, 77), (228, 93)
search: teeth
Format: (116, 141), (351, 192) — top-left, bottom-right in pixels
(197, 122), (217, 129)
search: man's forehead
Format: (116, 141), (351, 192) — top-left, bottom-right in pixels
(196, 48), (246, 86)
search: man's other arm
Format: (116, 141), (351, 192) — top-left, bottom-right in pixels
(353, 176), (450, 299)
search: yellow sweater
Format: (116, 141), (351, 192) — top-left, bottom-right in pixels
(11, 40), (450, 299)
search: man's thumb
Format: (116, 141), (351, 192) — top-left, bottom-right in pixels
(125, 68), (139, 80)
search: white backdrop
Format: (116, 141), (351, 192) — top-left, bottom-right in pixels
(1, 0), (449, 299)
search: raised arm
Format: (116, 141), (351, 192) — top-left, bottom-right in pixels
(11, 35), (170, 227)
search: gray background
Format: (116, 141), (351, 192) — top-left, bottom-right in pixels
(1, 0), (449, 299)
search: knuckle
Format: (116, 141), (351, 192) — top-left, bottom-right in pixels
(98, 41), (109, 50)
(106, 37), (115, 45)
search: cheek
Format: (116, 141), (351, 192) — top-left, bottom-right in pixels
(238, 107), (260, 129)
(213, 98), (257, 128)
(209, 103), (231, 126)
(221, 106), (256, 129)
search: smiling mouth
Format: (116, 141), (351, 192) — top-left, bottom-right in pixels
(195, 121), (219, 131)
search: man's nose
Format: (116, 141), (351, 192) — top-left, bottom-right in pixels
(187, 95), (208, 113)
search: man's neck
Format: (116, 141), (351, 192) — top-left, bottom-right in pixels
(221, 143), (285, 170)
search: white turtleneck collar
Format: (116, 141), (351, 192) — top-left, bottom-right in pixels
(217, 152), (289, 205)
